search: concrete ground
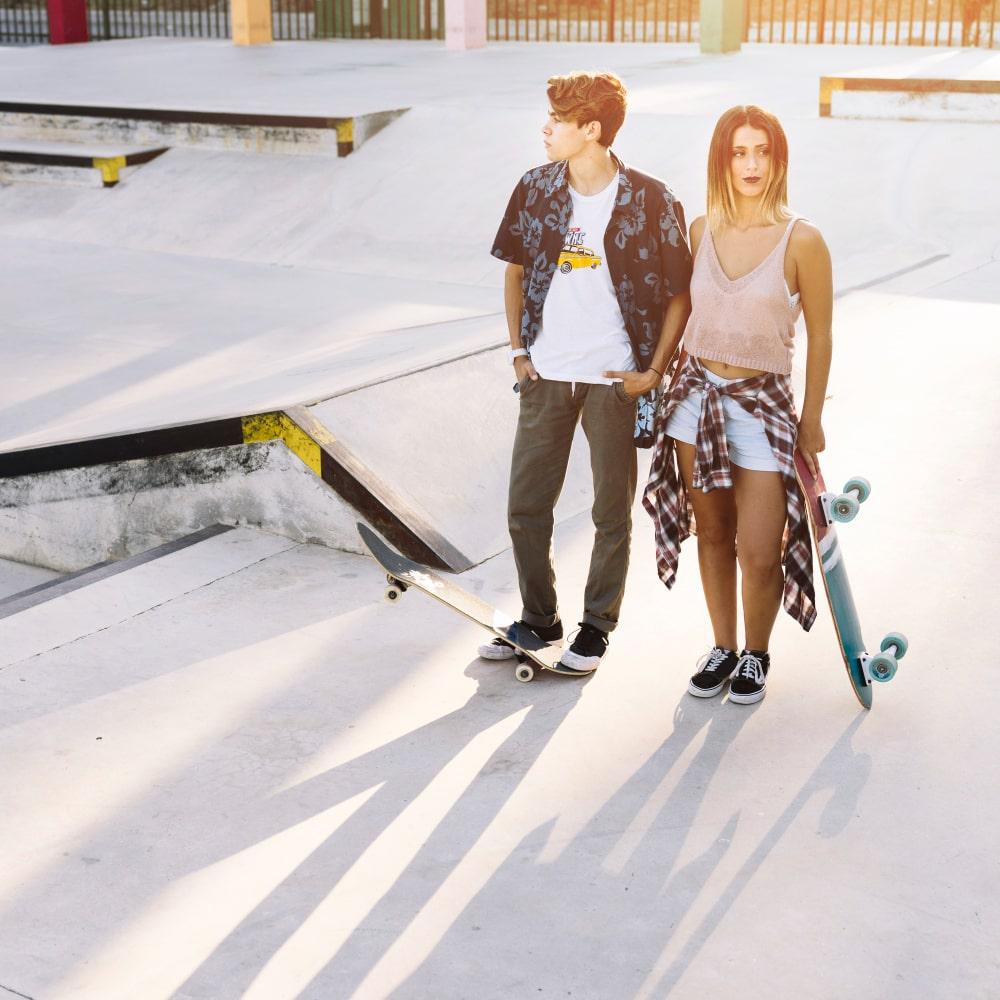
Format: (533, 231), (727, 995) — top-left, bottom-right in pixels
(1, 36), (998, 1000)
(0, 557), (59, 599)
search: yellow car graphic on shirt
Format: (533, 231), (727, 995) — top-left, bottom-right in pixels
(558, 248), (602, 273)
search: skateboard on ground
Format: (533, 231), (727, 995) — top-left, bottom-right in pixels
(357, 522), (569, 682)
(794, 451), (908, 709)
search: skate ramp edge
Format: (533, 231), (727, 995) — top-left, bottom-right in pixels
(0, 524), (300, 669)
(0, 346), (596, 575)
(819, 76), (1000, 123)
(0, 407), (469, 575)
(0, 102), (410, 157)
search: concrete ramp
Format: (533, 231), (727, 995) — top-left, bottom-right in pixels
(309, 347), (595, 565)
(0, 525), (298, 667)
(0, 345), (595, 573)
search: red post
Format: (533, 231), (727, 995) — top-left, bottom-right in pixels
(47, 0), (89, 43)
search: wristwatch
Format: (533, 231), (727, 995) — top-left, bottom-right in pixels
(508, 347), (530, 364)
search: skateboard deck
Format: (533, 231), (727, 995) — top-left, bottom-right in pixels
(357, 523), (567, 682)
(794, 451), (908, 709)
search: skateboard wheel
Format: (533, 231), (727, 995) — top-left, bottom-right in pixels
(843, 476), (871, 503)
(880, 631), (908, 659)
(830, 493), (860, 523)
(560, 262), (572, 274)
(515, 664), (535, 683)
(867, 652), (897, 682)
(384, 586), (402, 602)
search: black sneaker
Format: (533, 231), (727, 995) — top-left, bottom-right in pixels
(728, 650), (770, 704)
(688, 646), (740, 698)
(553, 623), (608, 675)
(478, 620), (563, 661)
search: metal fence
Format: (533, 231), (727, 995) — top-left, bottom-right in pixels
(271, 0), (444, 38)
(746, 0), (998, 44)
(85, 0), (229, 38)
(487, 0), (1000, 42)
(0, 0), (49, 43)
(2, 0), (996, 44)
(488, 0), (696, 40)
(0, 0), (439, 42)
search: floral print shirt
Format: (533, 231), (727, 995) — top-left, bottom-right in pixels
(491, 152), (692, 447)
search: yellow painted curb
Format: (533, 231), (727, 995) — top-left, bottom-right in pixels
(241, 412), (322, 476)
(819, 77), (845, 118)
(336, 119), (355, 144)
(93, 154), (127, 185)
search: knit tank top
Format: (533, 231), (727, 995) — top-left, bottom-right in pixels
(683, 217), (802, 376)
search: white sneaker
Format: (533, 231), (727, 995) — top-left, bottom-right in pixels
(478, 636), (517, 661)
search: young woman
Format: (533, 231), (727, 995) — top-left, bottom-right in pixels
(643, 105), (832, 705)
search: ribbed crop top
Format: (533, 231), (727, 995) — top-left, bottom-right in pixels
(682, 217), (802, 376)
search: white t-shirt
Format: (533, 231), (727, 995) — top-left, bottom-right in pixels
(532, 173), (637, 385)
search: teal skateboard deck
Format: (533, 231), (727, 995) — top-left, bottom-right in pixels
(794, 451), (908, 708)
(358, 523), (568, 682)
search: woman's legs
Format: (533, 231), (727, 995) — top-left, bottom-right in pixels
(674, 442), (739, 651)
(732, 465), (787, 652)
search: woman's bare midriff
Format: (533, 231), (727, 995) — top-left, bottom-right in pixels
(700, 358), (767, 380)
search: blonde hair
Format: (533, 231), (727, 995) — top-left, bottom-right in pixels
(707, 105), (791, 232)
(547, 71), (628, 148)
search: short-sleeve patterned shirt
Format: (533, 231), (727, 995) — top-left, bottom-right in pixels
(491, 153), (692, 447)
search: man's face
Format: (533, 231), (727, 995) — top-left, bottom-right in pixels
(542, 110), (596, 161)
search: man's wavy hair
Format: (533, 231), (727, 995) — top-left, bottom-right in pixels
(546, 71), (628, 148)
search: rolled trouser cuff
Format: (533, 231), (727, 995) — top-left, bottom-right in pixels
(521, 609), (561, 630)
(582, 611), (617, 634)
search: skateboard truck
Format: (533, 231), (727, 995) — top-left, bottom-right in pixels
(858, 631), (909, 684)
(384, 574), (409, 602)
(819, 476), (872, 526)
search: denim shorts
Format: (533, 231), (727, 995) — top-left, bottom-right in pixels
(665, 368), (780, 473)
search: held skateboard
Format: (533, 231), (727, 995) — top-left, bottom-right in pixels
(357, 522), (567, 682)
(794, 451), (908, 709)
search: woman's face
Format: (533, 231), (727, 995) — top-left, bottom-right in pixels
(729, 124), (772, 199)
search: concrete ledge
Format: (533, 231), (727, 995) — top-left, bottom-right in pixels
(0, 102), (409, 157)
(0, 140), (168, 186)
(0, 524), (233, 621)
(0, 409), (470, 574)
(820, 76), (1000, 123)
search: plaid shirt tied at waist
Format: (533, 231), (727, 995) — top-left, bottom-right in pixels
(642, 355), (817, 632)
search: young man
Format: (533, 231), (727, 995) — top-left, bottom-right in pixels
(480, 71), (693, 674)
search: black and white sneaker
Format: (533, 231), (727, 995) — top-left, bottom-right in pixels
(688, 646), (740, 698)
(478, 620), (563, 661)
(553, 623), (608, 675)
(728, 650), (770, 704)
